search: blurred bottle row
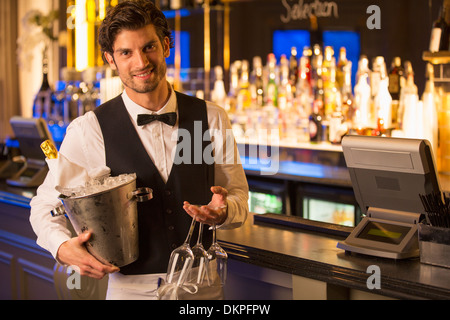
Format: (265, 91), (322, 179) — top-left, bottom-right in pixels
(206, 45), (439, 153)
(32, 67), (123, 143)
(32, 45), (439, 153)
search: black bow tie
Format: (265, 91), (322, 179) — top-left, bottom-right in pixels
(137, 112), (177, 126)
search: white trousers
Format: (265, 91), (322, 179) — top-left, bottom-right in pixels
(106, 272), (165, 300)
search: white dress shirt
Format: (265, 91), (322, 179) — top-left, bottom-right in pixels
(29, 87), (249, 262)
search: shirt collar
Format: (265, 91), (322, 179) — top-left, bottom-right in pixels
(121, 84), (177, 126)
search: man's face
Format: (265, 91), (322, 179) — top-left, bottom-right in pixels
(104, 24), (170, 95)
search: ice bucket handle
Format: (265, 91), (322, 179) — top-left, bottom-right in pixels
(128, 187), (153, 202)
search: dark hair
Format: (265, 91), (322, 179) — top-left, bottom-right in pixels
(98, 0), (174, 64)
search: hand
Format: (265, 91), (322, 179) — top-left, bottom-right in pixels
(183, 186), (228, 226)
(56, 231), (120, 279)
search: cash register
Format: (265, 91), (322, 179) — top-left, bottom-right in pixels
(4, 117), (53, 188)
(337, 135), (441, 259)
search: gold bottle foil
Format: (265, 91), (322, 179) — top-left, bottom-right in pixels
(40, 140), (58, 159)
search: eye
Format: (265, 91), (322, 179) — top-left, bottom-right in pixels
(120, 50), (131, 56)
(144, 44), (157, 52)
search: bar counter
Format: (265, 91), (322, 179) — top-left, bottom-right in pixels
(2, 179), (450, 299)
(218, 213), (450, 300)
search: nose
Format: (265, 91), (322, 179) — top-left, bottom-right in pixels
(135, 51), (149, 69)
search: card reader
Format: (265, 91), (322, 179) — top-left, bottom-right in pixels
(337, 135), (440, 259)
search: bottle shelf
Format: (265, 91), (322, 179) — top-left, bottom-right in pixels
(423, 51), (450, 64)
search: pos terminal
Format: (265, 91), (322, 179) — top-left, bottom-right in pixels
(337, 135), (441, 259)
(5, 117), (53, 188)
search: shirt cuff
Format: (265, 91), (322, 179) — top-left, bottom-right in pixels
(37, 229), (72, 263)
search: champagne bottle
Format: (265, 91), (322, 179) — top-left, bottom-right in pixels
(40, 140), (58, 159)
(429, 4), (449, 52)
(33, 49), (54, 119)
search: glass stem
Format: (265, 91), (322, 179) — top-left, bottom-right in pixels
(212, 224), (217, 244)
(197, 222), (204, 245)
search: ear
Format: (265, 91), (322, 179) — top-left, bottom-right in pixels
(163, 37), (170, 58)
(104, 51), (117, 70)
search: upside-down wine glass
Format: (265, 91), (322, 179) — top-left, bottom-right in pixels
(188, 219), (210, 285)
(207, 221), (228, 286)
(166, 217), (196, 286)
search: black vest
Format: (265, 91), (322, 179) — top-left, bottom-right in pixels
(94, 92), (214, 274)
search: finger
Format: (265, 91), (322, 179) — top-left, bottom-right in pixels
(83, 253), (120, 276)
(77, 230), (92, 245)
(78, 264), (109, 279)
(211, 186), (227, 196)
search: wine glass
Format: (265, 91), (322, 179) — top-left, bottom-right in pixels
(188, 220), (210, 285)
(207, 222), (228, 286)
(166, 217), (196, 286)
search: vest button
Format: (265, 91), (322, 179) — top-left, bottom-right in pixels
(166, 208), (173, 214)
(171, 243), (177, 249)
(165, 190), (171, 196)
(168, 225), (175, 231)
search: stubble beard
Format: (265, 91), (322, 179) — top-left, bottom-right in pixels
(121, 61), (167, 94)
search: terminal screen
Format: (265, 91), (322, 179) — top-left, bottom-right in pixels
(357, 221), (411, 245)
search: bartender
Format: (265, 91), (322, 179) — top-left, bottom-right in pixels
(29, 0), (248, 299)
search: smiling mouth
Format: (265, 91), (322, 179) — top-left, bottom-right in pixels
(134, 68), (153, 78)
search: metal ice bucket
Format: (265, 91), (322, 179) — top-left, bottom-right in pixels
(55, 177), (152, 267)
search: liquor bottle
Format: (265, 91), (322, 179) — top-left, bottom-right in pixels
(251, 56), (265, 107)
(225, 61), (240, 113)
(370, 56), (385, 100)
(237, 60), (252, 111)
(400, 61), (419, 136)
(429, 4), (449, 52)
(322, 46), (338, 119)
(159, 0), (171, 10)
(288, 47), (299, 97)
(170, 0), (182, 10)
(422, 63), (438, 156)
(388, 57), (403, 127)
(341, 57), (354, 124)
(355, 54), (370, 85)
(309, 102), (323, 142)
(310, 44), (322, 95)
(298, 46), (312, 87)
(296, 47), (313, 116)
(353, 56), (372, 130)
(336, 47), (349, 93)
(265, 53), (278, 107)
(211, 65), (226, 107)
(373, 62), (392, 132)
(278, 54), (290, 110)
